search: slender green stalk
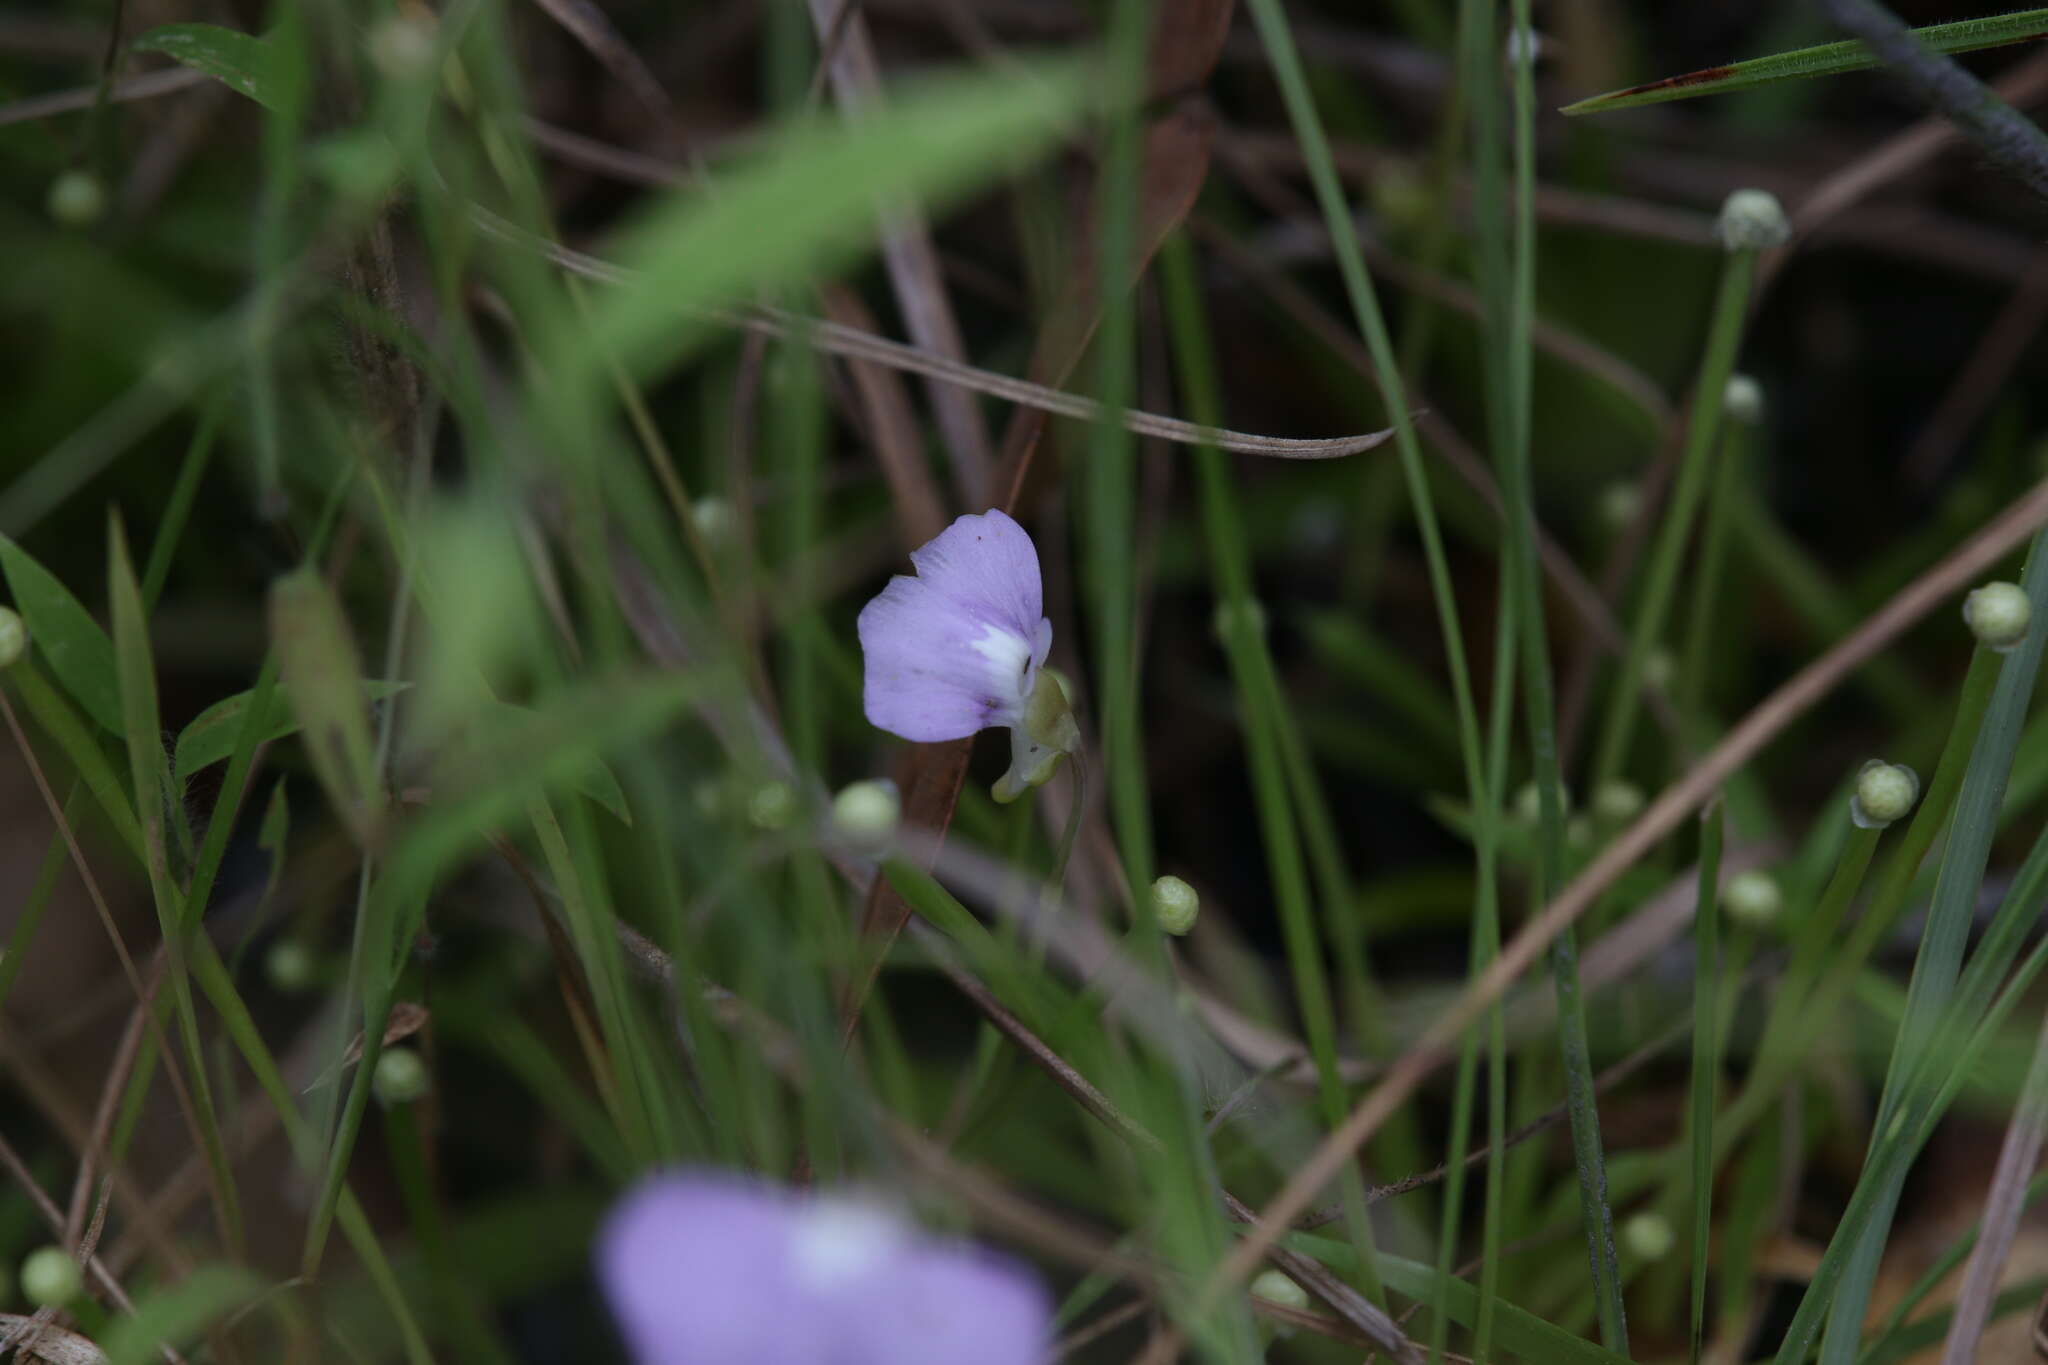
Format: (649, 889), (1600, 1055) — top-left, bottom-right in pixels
(1159, 232), (1384, 1305)
(1235, 0), (1490, 896)
(1592, 249), (1757, 787)
(1432, 561), (1518, 1364)
(1678, 421), (1747, 749)
(1085, 0), (1154, 901)
(1689, 802), (1725, 1365)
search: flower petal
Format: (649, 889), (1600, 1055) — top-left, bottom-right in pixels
(597, 1175), (834, 1365)
(858, 574), (1039, 742)
(834, 1241), (1051, 1365)
(905, 510), (1044, 646)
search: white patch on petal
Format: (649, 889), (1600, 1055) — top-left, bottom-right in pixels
(789, 1200), (906, 1291)
(970, 622), (1036, 719)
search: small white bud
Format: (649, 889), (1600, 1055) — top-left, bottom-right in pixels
(748, 780), (797, 831)
(1598, 481), (1642, 530)
(0, 607), (26, 669)
(20, 1247), (81, 1308)
(1623, 1211), (1675, 1262)
(1642, 647), (1676, 691)
(46, 170), (106, 227)
(1150, 875), (1200, 935)
(830, 779), (900, 848)
(372, 1047), (431, 1107)
(1250, 1269), (1309, 1312)
(1592, 778), (1644, 825)
(1851, 761), (1919, 829)
(690, 496), (734, 545)
(265, 940), (317, 992)
(691, 778), (727, 819)
(1724, 373), (1765, 425)
(1368, 162), (1431, 238)
(366, 13), (438, 79)
(1504, 27), (1544, 68)
(1963, 581), (2031, 652)
(1514, 780), (1570, 825)
(1212, 597), (1267, 645)
(1717, 189), (1790, 252)
(1724, 869), (1783, 926)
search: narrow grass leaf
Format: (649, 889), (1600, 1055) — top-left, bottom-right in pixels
(174, 679), (409, 783)
(1689, 801), (1725, 1365)
(1563, 9), (2048, 115)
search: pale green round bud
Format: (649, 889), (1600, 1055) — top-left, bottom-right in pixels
(690, 496), (734, 545)
(1598, 481), (1641, 530)
(1623, 1211), (1674, 1262)
(20, 1247), (81, 1307)
(265, 940), (316, 992)
(1592, 778), (1644, 825)
(1717, 188), (1789, 251)
(831, 779), (900, 847)
(1211, 597), (1267, 644)
(1724, 870), (1784, 926)
(366, 13), (437, 79)
(747, 780), (796, 831)
(1150, 875), (1199, 935)
(1514, 780), (1570, 825)
(1250, 1269), (1309, 1312)
(372, 1047), (431, 1107)
(1851, 761), (1919, 829)
(46, 170), (106, 227)
(1724, 373), (1765, 425)
(1567, 814), (1594, 850)
(1642, 647), (1676, 691)
(1369, 162), (1431, 238)
(1963, 581), (2031, 652)
(0, 606), (26, 669)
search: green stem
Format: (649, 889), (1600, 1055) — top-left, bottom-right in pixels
(1591, 248), (1758, 786)
(1689, 802), (1725, 1365)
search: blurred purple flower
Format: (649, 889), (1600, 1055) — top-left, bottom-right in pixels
(857, 510), (1077, 801)
(596, 1172), (1051, 1365)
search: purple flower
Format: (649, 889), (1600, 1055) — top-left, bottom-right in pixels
(857, 510), (1078, 802)
(596, 1172), (1052, 1365)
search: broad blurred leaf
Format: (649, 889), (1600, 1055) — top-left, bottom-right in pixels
(478, 699), (631, 823)
(268, 571), (380, 843)
(102, 1266), (265, 1365)
(576, 60), (1091, 387)
(132, 24), (281, 109)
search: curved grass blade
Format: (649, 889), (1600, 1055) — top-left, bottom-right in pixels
(1563, 8), (2048, 115)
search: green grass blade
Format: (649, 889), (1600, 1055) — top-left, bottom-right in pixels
(1564, 9), (2048, 115)
(1, 532), (123, 733)
(1689, 802), (1725, 1365)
